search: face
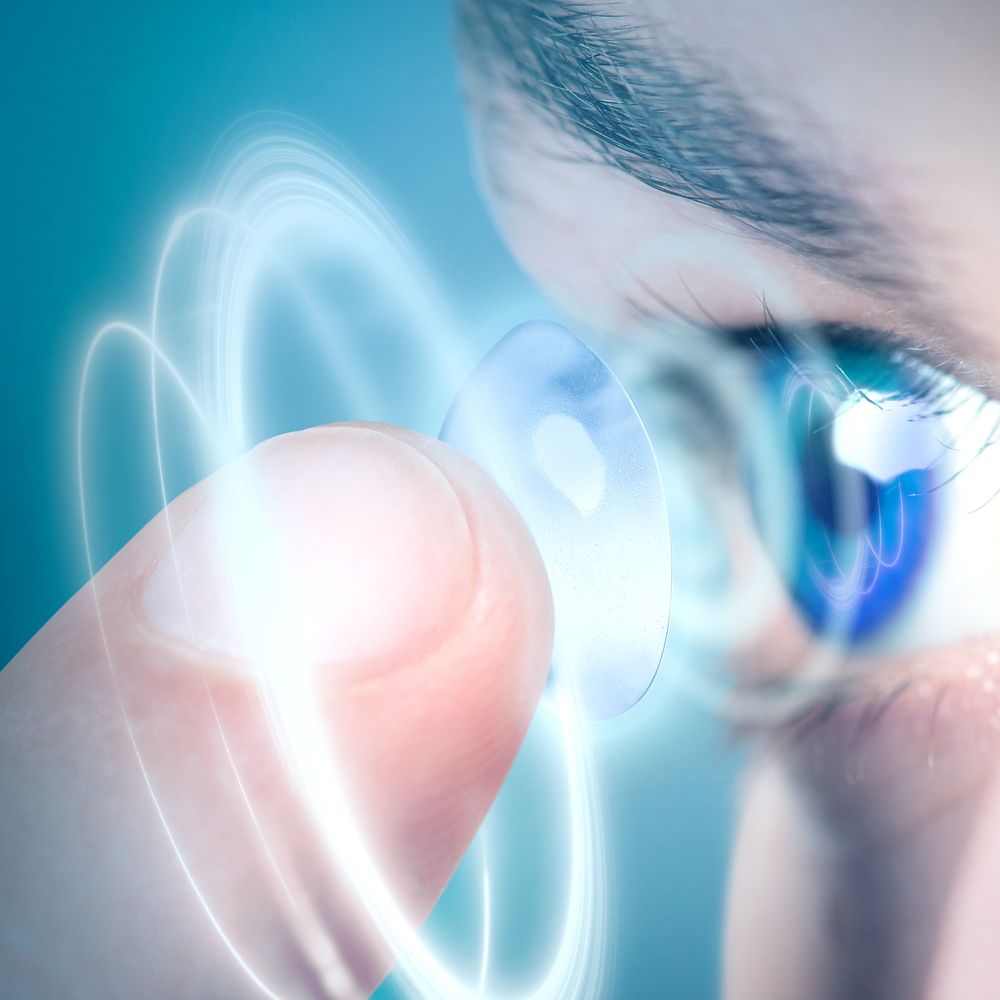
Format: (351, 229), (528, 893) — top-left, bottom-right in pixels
(459, 2), (1000, 997)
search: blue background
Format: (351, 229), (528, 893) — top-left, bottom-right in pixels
(2, 3), (738, 995)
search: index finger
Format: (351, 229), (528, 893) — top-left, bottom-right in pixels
(0, 423), (553, 998)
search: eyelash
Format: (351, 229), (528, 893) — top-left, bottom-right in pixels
(738, 663), (932, 745)
(723, 319), (978, 418)
(617, 312), (1000, 721)
(743, 639), (1000, 772)
(696, 319), (1000, 738)
(739, 319), (1000, 509)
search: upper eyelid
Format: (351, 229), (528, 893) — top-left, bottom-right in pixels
(636, 309), (1000, 531)
(625, 281), (998, 409)
(722, 322), (966, 397)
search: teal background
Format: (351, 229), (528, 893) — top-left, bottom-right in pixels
(2, 3), (739, 995)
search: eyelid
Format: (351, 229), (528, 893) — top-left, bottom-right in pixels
(718, 321), (959, 392)
(713, 318), (1000, 409)
(733, 634), (1000, 844)
(618, 310), (1000, 688)
(623, 272), (1000, 402)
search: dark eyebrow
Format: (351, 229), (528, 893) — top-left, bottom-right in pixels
(458, 0), (908, 291)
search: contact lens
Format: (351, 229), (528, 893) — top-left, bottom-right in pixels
(441, 321), (670, 720)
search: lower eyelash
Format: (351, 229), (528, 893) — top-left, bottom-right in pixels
(781, 679), (923, 755)
(731, 672), (933, 753)
(743, 662), (995, 788)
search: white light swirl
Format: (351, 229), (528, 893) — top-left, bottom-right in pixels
(76, 115), (607, 998)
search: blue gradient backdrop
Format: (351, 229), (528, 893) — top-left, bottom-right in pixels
(2, 3), (737, 996)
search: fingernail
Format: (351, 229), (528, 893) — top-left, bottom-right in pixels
(142, 426), (477, 674)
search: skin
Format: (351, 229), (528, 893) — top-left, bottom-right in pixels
(458, 1), (1000, 997)
(5, 3), (999, 997)
(0, 425), (553, 998)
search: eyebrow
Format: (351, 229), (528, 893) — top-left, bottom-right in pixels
(459, 0), (908, 291)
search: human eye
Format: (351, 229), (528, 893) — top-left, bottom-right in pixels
(620, 316), (998, 658)
(616, 313), (1000, 789)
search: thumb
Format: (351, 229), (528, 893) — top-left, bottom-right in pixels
(0, 423), (553, 999)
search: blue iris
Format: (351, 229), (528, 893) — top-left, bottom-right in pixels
(754, 345), (937, 643)
(794, 419), (935, 641)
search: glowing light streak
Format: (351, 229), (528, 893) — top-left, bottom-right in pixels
(76, 117), (607, 998)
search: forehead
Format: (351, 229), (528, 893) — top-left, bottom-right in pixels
(462, 0), (1000, 366)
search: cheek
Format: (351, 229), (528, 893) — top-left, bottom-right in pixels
(723, 762), (828, 1000)
(726, 719), (1000, 1000)
(927, 769), (1000, 999)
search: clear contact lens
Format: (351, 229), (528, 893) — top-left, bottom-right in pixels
(441, 321), (671, 720)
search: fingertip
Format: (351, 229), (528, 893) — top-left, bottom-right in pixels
(7, 421), (554, 998)
(141, 424), (493, 678)
(135, 421), (554, 976)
